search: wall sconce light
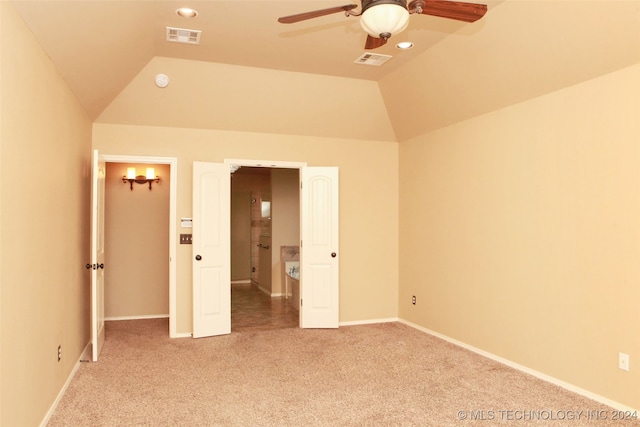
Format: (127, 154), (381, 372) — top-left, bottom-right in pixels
(122, 167), (160, 190)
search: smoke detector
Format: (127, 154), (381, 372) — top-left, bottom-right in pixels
(166, 27), (201, 44)
(155, 74), (169, 88)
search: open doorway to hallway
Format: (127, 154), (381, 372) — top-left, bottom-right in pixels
(104, 162), (170, 323)
(230, 166), (300, 332)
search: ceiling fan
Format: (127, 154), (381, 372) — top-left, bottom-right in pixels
(278, 0), (487, 50)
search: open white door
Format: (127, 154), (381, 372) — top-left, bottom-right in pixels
(90, 150), (106, 361)
(192, 162), (231, 338)
(300, 167), (339, 328)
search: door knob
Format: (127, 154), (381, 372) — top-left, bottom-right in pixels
(195, 255), (202, 261)
(331, 252), (337, 258)
(86, 264), (92, 269)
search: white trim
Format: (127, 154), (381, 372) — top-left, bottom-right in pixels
(99, 154), (178, 338)
(173, 332), (193, 338)
(398, 319), (639, 414)
(256, 284), (271, 296)
(231, 280), (251, 285)
(224, 158), (307, 169)
(39, 341), (91, 427)
(340, 317), (399, 327)
(105, 314), (169, 321)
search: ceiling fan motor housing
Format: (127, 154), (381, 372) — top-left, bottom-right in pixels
(360, 0), (410, 40)
(361, 0), (408, 12)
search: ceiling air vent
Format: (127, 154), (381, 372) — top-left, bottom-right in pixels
(354, 53), (392, 66)
(166, 27), (201, 45)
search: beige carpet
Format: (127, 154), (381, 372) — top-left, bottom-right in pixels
(47, 319), (637, 426)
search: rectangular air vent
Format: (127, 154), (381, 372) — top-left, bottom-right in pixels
(354, 53), (392, 66)
(166, 27), (201, 45)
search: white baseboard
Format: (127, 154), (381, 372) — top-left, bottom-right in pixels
(105, 314), (169, 321)
(398, 318), (638, 414)
(231, 280), (251, 285)
(39, 341), (91, 427)
(256, 284), (270, 296)
(171, 332), (193, 338)
(340, 317), (399, 327)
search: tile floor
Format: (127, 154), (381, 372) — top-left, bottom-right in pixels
(231, 284), (299, 332)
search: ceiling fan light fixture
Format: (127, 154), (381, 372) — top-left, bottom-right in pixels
(360, 1), (410, 40)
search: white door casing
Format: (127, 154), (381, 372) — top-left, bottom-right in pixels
(98, 154), (178, 337)
(192, 162), (231, 338)
(300, 167), (339, 328)
(90, 150), (106, 361)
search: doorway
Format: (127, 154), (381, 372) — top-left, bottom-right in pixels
(104, 163), (170, 321)
(230, 166), (300, 332)
(98, 154), (178, 337)
(192, 160), (339, 337)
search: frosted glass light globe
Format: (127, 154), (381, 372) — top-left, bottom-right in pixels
(360, 4), (410, 39)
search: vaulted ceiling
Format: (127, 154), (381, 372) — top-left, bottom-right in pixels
(11, 0), (640, 137)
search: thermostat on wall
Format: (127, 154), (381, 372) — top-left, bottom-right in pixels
(181, 218), (193, 228)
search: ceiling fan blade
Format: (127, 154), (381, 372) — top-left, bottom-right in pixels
(278, 4), (358, 24)
(411, 0), (487, 23)
(365, 35), (388, 50)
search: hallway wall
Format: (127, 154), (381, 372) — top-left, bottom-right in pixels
(231, 190), (251, 282)
(271, 168), (300, 295)
(104, 163), (170, 318)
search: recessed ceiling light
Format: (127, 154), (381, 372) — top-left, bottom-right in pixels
(176, 7), (198, 18)
(396, 41), (414, 50)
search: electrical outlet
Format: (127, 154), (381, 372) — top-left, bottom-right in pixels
(619, 352), (629, 372)
(412, 295), (416, 305)
(58, 345), (62, 362)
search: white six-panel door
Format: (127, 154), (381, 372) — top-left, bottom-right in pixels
(90, 150), (106, 361)
(300, 167), (339, 328)
(192, 162), (231, 338)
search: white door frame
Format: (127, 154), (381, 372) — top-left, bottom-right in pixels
(90, 150), (106, 361)
(225, 159), (307, 170)
(99, 154), (179, 337)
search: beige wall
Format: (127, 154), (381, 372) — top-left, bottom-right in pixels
(398, 64), (640, 410)
(93, 123), (400, 334)
(104, 163), (170, 319)
(0, 3), (92, 425)
(230, 190), (251, 282)
(271, 168), (301, 295)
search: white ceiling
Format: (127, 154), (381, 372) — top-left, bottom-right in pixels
(11, 0), (640, 125)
